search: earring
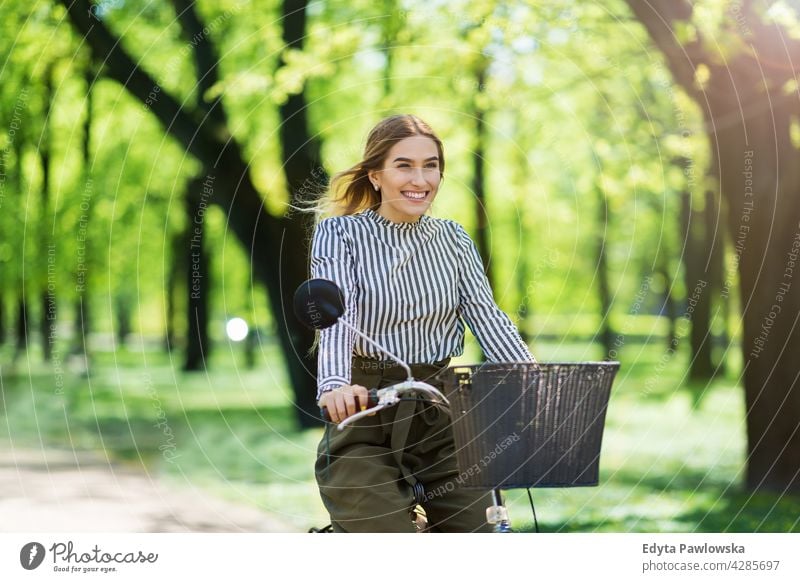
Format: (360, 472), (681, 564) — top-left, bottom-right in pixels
(373, 183), (379, 191)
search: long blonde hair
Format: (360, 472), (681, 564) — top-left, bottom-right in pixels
(317, 114), (445, 218)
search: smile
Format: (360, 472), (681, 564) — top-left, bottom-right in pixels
(401, 191), (429, 200)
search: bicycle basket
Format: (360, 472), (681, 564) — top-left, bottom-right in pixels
(439, 362), (619, 489)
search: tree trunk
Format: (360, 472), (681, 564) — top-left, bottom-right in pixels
(719, 104), (800, 493)
(184, 176), (211, 371)
(115, 296), (131, 349)
(656, 259), (678, 350)
(12, 134), (26, 363)
(39, 65), (54, 362)
(0, 293), (5, 344)
(164, 230), (182, 351)
(277, 0), (331, 427)
(72, 297), (89, 354)
(41, 292), (53, 360)
(380, 0), (398, 97)
(595, 186), (614, 358)
(626, 0), (800, 492)
(73, 61), (94, 358)
(471, 65), (493, 290)
(59, 0), (323, 428)
(680, 188), (713, 380)
(706, 188), (726, 377)
(14, 298), (29, 362)
(514, 218), (533, 344)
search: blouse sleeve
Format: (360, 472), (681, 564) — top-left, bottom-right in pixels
(454, 223), (535, 362)
(310, 218), (357, 400)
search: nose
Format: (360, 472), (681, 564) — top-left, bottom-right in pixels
(410, 167), (426, 186)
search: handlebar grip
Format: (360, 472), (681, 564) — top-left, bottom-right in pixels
(321, 389), (379, 422)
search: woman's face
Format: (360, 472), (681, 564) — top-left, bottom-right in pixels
(369, 135), (442, 223)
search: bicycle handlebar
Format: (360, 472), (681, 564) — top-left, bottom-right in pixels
(320, 389), (380, 422)
(321, 381), (450, 430)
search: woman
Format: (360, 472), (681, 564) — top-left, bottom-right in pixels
(311, 114), (535, 532)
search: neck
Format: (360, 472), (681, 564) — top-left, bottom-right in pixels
(376, 207), (422, 224)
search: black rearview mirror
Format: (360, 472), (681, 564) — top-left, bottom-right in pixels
(293, 278), (345, 330)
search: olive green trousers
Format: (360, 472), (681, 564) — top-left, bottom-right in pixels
(315, 357), (493, 532)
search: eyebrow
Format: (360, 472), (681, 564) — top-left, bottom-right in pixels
(392, 156), (440, 163)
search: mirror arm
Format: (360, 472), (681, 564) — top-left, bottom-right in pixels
(336, 319), (413, 381)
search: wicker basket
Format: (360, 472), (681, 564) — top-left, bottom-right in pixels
(439, 362), (619, 489)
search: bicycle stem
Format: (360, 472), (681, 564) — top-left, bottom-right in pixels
(337, 319), (414, 381)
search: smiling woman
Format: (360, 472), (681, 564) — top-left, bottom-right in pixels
(367, 135), (442, 223)
(306, 114), (535, 533)
(317, 114), (446, 218)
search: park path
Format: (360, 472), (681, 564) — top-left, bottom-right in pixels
(0, 446), (297, 532)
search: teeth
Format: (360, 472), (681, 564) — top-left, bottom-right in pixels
(402, 191), (427, 199)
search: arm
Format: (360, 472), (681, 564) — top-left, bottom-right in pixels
(454, 223), (535, 362)
(310, 219), (358, 401)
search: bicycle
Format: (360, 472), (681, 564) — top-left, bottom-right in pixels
(295, 278), (619, 533)
(319, 378), (518, 532)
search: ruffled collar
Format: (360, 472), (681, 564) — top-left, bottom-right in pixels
(362, 208), (430, 230)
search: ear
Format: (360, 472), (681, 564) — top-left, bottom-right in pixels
(367, 169), (380, 190)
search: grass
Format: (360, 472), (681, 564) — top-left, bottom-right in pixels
(1, 337), (798, 533)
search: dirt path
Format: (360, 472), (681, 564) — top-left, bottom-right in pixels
(0, 446), (297, 532)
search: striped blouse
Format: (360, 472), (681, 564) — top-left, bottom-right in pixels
(311, 208), (534, 399)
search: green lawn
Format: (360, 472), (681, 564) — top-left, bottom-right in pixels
(1, 338), (798, 532)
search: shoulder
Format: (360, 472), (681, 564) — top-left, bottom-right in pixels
(429, 216), (472, 246)
(423, 217), (475, 263)
(312, 214), (371, 251)
(315, 214), (364, 235)
(426, 215), (466, 234)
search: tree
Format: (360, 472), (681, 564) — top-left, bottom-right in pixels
(38, 63), (56, 362)
(73, 59), (94, 359)
(625, 0), (800, 492)
(57, 0), (321, 427)
(171, 0), (215, 371)
(679, 165), (714, 380)
(183, 176), (211, 371)
(11, 136), (29, 364)
(595, 181), (615, 357)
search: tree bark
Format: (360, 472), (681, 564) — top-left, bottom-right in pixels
(12, 137), (27, 363)
(706, 188), (727, 376)
(59, 0), (322, 427)
(380, 0), (398, 97)
(680, 187), (713, 380)
(14, 298), (29, 362)
(115, 296), (131, 349)
(39, 64), (54, 362)
(172, 1), (215, 372)
(626, 0), (800, 492)
(184, 177), (211, 371)
(277, 0), (329, 425)
(73, 62), (93, 358)
(657, 258), (678, 351)
(471, 64), (493, 291)
(164, 230), (182, 352)
(596, 186), (614, 358)
(514, 219), (534, 344)
(0, 293), (5, 344)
